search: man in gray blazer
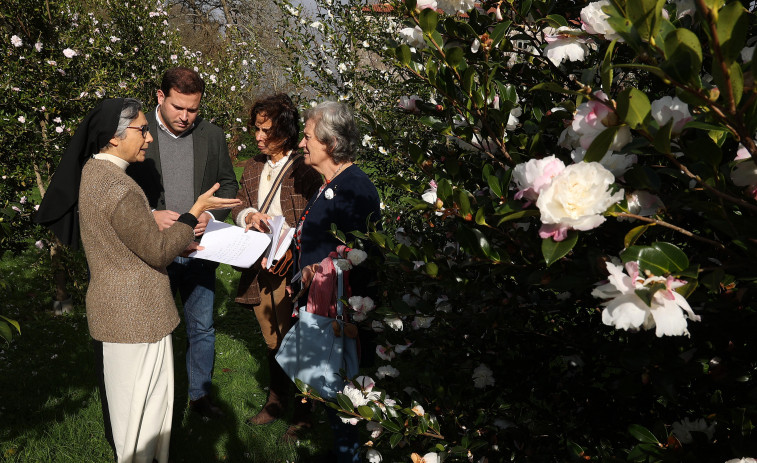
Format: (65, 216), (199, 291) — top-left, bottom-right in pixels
(127, 67), (238, 419)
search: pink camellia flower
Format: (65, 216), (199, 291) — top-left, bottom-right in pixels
(62, 48), (77, 58)
(543, 27), (591, 66)
(512, 155), (566, 203)
(11, 206), (21, 212)
(398, 95), (421, 114)
(19, 196), (27, 204)
(592, 260), (701, 337)
(35, 240), (45, 250)
(651, 96), (692, 135)
(11, 35), (22, 47)
(572, 91), (631, 150)
(536, 162), (624, 241)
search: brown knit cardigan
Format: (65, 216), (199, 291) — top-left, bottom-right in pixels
(79, 159), (193, 343)
(231, 153), (321, 305)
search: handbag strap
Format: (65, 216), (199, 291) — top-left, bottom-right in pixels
(260, 151), (303, 214)
(334, 258), (344, 318)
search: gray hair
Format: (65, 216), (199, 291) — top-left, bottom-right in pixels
(303, 101), (359, 163)
(113, 98), (143, 139)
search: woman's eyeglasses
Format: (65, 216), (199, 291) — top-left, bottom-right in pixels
(126, 125), (150, 138)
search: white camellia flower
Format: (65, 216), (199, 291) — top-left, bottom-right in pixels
(17, 116), (26, 123)
(365, 449), (383, 462)
(471, 38), (481, 53)
(411, 452), (440, 463)
(741, 45), (755, 63)
(581, 1), (623, 41)
(731, 145), (757, 198)
(512, 155), (566, 203)
(366, 421), (383, 438)
(592, 260), (701, 337)
(412, 315), (434, 329)
(543, 27), (591, 66)
(347, 248), (367, 266)
(472, 363), (495, 388)
(725, 459), (757, 463)
(35, 41), (42, 52)
(416, 0), (438, 10)
(651, 96), (692, 135)
(62, 48), (77, 58)
(376, 365), (400, 379)
(11, 35), (23, 47)
(507, 107), (522, 131)
(421, 180), (438, 204)
(570, 147), (637, 177)
(671, 417), (715, 444)
(536, 162), (624, 241)
(399, 26), (425, 49)
(384, 317), (403, 331)
(625, 190), (665, 217)
(572, 91), (632, 150)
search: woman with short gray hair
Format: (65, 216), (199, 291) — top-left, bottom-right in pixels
(290, 101), (381, 461)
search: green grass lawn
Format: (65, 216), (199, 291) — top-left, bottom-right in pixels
(0, 251), (336, 462)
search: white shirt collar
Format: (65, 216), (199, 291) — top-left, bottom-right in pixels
(93, 153), (129, 170)
(155, 106), (195, 139)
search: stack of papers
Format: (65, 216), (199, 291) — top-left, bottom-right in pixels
(188, 216), (294, 269)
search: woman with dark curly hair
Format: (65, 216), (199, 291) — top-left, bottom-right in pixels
(231, 93), (321, 429)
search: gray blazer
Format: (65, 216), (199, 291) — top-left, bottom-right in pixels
(126, 109), (238, 222)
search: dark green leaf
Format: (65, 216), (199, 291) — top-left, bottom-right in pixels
(542, 231), (578, 267)
(716, 1), (750, 65)
(626, 0), (664, 41)
(389, 432), (403, 448)
(419, 8), (438, 33)
(662, 28), (703, 84)
(396, 44), (411, 66)
(621, 242), (689, 275)
(601, 40), (617, 93)
(446, 47), (464, 69)
(380, 419), (402, 433)
(545, 14), (568, 27)
(490, 21), (512, 48)
(357, 405), (374, 419)
(436, 178), (453, 203)
(585, 126), (620, 162)
(336, 393), (354, 411)
(628, 424), (660, 444)
(624, 224), (651, 248)
(652, 119), (673, 154)
(616, 88), (650, 128)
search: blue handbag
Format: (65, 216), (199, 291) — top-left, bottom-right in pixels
(275, 259), (359, 399)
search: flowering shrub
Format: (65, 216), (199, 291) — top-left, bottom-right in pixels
(286, 0), (757, 461)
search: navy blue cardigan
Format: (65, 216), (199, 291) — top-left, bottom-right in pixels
(296, 164), (381, 300)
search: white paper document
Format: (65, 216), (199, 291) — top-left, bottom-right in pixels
(265, 215), (295, 269)
(189, 219), (271, 268)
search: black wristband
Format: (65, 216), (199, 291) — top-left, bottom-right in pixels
(177, 213), (199, 228)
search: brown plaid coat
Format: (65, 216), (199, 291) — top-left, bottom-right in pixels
(231, 153), (322, 305)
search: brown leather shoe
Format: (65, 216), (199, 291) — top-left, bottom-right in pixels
(247, 349), (289, 425)
(189, 395), (225, 419)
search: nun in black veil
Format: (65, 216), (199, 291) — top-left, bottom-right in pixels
(35, 98), (240, 463)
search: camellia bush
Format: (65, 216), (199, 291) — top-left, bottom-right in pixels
(284, 0), (757, 461)
(1, 0), (262, 336)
